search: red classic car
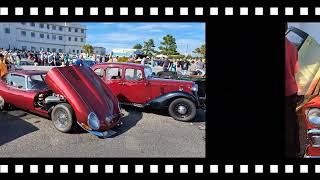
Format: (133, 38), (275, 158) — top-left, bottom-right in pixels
(286, 27), (320, 157)
(0, 66), (122, 138)
(91, 63), (200, 122)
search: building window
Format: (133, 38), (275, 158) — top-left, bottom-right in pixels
(52, 48), (56, 52)
(75, 28), (78, 32)
(75, 37), (78, 42)
(59, 26), (63, 31)
(52, 35), (56, 40)
(31, 32), (35, 38)
(73, 49), (75, 53)
(30, 22), (35, 27)
(77, 50), (79, 53)
(59, 49), (62, 53)
(47, 24), (50, 29)
(68, 37), (71, 41)
(59, 36), (63, 40)
(68, 27), (71, 32)
(47, 34), (50, 39)
(31, 47), (36, 51)
(40, 33), (44, 38)
(52, 25), (56, 30)
(80, 38), (84, 42)
(21, 22), (26, 25)
(47, 48), (50, 51)
(81, 50), (83, 53)
(22, 46), (27, 51)
(81, 29), (84, 33)
(4, 28), (10, 34)
(21, 31), (26, 36)
(40, 24), (44, 28)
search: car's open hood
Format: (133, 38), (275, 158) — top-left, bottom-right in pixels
(45, 66), (120, 126)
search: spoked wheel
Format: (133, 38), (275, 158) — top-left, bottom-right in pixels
(51, 103), (75, 133)
(168, 98), (196, 122)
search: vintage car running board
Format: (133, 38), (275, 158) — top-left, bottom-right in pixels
(120, 102), (145, 108)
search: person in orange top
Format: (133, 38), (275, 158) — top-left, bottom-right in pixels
(285, 22), (300, 158)
(0, 54), (8, 79)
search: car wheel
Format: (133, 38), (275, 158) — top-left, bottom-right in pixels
(168, 98), (196, 122)
(51, 103), (75, 133)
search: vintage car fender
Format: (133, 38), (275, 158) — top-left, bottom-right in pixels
(145, 91), (199, 109)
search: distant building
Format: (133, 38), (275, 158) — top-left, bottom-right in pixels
(93, 46), (106, 55)
(0, 22), (86, 53)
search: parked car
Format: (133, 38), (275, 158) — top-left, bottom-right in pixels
(83, 60), (97, 67)
(92, 62), (200, 121)
(156, 70), (206, 108)
(19, 60), (33, 66)
(0, 66), (122, 138)
(72, 59), (97, 67)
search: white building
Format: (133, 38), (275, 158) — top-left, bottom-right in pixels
(0, 22), (86, 54)
(93, 46), (106, 55)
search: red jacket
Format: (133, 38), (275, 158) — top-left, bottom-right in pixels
(285, 37), (299, 96)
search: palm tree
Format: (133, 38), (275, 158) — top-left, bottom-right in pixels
(81, 44), (94, 57)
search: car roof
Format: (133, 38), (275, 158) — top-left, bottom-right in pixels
(94, 62), (147, 68)
(10, 70), (47, 76)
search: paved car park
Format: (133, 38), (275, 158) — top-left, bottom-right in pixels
(0, 106), (205, 157)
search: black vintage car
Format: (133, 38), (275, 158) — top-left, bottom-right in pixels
(156, 70), (206, 108)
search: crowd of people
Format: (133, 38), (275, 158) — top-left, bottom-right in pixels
(0, 47), (206, 79)
(0, 48), (113, 67)
(153, 57), (206, 75)
(107, 54), (206, 76)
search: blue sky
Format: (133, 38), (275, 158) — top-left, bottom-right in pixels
(82, 22), (205, 55)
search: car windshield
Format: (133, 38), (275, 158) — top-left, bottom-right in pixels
(144, 67), (153, 79)
(27, 74), (48, 90)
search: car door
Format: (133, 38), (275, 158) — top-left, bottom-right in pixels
(104, 66), (124, 97)
(119, 67), (151, 104)
(4, 73), (36, 110)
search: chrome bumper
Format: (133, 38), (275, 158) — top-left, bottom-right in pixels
(77, 122), (118, 138)
(304, 155), (320, 158)
(87, 129), (117, 138)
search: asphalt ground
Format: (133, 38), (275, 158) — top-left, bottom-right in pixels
(0, 106), (205, 157)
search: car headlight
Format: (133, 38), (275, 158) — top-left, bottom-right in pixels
(307, 108), (320, 126)
(88, 112), (100, 130)
(191, 84), (198, 92)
